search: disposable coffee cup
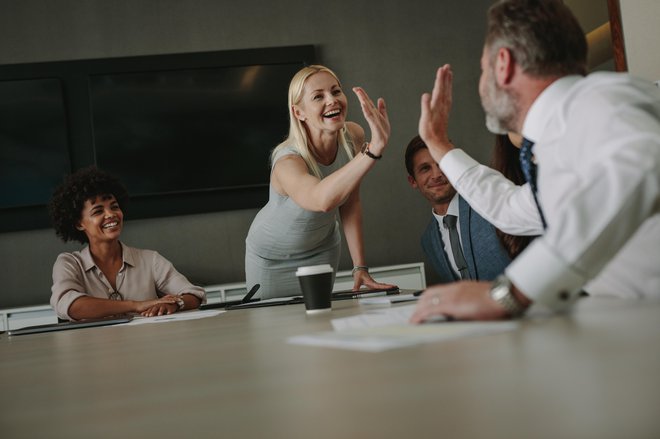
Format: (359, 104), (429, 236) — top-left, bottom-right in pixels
(296, 264), (333, 314)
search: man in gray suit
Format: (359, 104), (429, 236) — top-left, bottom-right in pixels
(405, 135), (510, 283)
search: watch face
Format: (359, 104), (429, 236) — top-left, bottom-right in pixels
(491, 284), (509, 301)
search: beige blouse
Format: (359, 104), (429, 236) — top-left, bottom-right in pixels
(51, 242), (206, 320)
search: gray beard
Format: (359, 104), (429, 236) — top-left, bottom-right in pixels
(485, 113), (509, 135)
(483, 73), (517, 135)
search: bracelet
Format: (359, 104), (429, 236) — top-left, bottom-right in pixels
(361, 142), (382, 160)
(351, 266), (369, 275)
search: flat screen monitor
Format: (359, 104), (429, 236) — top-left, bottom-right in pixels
(0, 78), (70, 209)
(0, 45), (316, 232)
(89, 63), (296, 197)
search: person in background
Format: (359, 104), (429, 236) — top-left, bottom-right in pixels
(490, 133), (538, 259)
(245, 65), (395, 299)
(412, 0), (660, 322)
(405, 135), (510, 282)
(49, 166), (206, 321)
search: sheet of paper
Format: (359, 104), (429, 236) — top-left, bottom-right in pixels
(125, 309), (225, 325)
(288, 321), (519, 352)
(331, 304), (423, 331)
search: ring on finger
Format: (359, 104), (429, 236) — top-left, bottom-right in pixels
(431, 296), (441, 306)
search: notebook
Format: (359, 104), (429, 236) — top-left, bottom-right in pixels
(6, 316), (132, 336)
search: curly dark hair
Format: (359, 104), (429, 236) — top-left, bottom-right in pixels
(48, 166), (129, 244)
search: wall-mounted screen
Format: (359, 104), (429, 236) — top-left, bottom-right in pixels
(0, 45), (316, 232)
(0, 78), (71, 208)
(90, 64), (295, 197)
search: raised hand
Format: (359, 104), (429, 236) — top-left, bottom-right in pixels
(352, 87), (390, 156)
(419, 64), (454, 163)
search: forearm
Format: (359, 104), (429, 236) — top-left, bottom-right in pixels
(442, 149), (544, 235)
(340, 193), (366, 267)
(307, 152), (378, 212)
(179, 293), (201, 310)
(67, 295), (139, 320)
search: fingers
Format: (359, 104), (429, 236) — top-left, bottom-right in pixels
(430, 65), (452, 104)
(410, 289), (447, 324)
(141, 303), (176, 317)
(352, 86), (376, 108)
(420, 93), (431, 119)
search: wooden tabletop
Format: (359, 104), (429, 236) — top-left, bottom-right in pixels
(1, 297), (659, 438)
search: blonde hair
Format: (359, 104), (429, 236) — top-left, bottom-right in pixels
(271, 65), (354, 178)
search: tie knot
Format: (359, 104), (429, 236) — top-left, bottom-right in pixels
(520, 137), (534, 159)
(443, 214), (457, 228)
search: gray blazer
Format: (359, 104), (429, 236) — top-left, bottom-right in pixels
(421, 196), (511, 283)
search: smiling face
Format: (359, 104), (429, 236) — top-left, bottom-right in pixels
(408, 147), (456, 212)
(292, 71), (347, 135)
(76, 194), (123, 245)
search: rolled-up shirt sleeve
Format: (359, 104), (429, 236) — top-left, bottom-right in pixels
(151, 251), (206, 302)
(50, 253), (90, 320)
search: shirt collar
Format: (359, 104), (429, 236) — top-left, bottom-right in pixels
(79, 241), (134, 272)
(432, 194), (459, 225)
(522, 75), (581, 143)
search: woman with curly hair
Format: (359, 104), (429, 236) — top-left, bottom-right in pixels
(48, 166), (205, 321)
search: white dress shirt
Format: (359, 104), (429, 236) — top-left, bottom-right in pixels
(441, 72), (660, 309)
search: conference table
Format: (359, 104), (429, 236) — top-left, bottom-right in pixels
(1, 295), (659, 438)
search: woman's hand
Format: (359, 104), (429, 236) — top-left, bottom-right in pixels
(352, 269), (397, 292)
(135, 295), (178, 317)
(419, 64), (455, 163)
(352, 87), (390, 156)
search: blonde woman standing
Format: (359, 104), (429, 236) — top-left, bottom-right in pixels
(245, 65), (395, 299)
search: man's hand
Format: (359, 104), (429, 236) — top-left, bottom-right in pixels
(409, 281), (510, 323)
(419, 64), (455, 163)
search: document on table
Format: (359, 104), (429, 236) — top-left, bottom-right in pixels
(124, 309), (225, 325)
(331, 304), (420, 330)
(287, 304), (519, 352)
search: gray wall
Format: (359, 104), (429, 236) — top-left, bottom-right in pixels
(0, 0), (501, 308)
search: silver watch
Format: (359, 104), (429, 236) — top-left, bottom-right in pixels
(175, 296), (185, 311)
(489, 275), (526, 318)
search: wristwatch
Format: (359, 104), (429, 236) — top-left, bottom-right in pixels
(489, 275), (526, 318)
(361, 142), (382, 160)
(175, 296), (185, 311)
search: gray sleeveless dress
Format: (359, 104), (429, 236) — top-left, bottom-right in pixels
(245, 144), (351, 299)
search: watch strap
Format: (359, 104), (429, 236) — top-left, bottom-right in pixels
(489, 275), (526, 318)
(361, 142), (382, 160)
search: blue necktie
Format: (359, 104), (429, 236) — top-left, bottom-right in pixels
(519, 137), (547, 229)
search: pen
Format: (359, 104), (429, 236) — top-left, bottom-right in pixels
(241, 284), (261, 304)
